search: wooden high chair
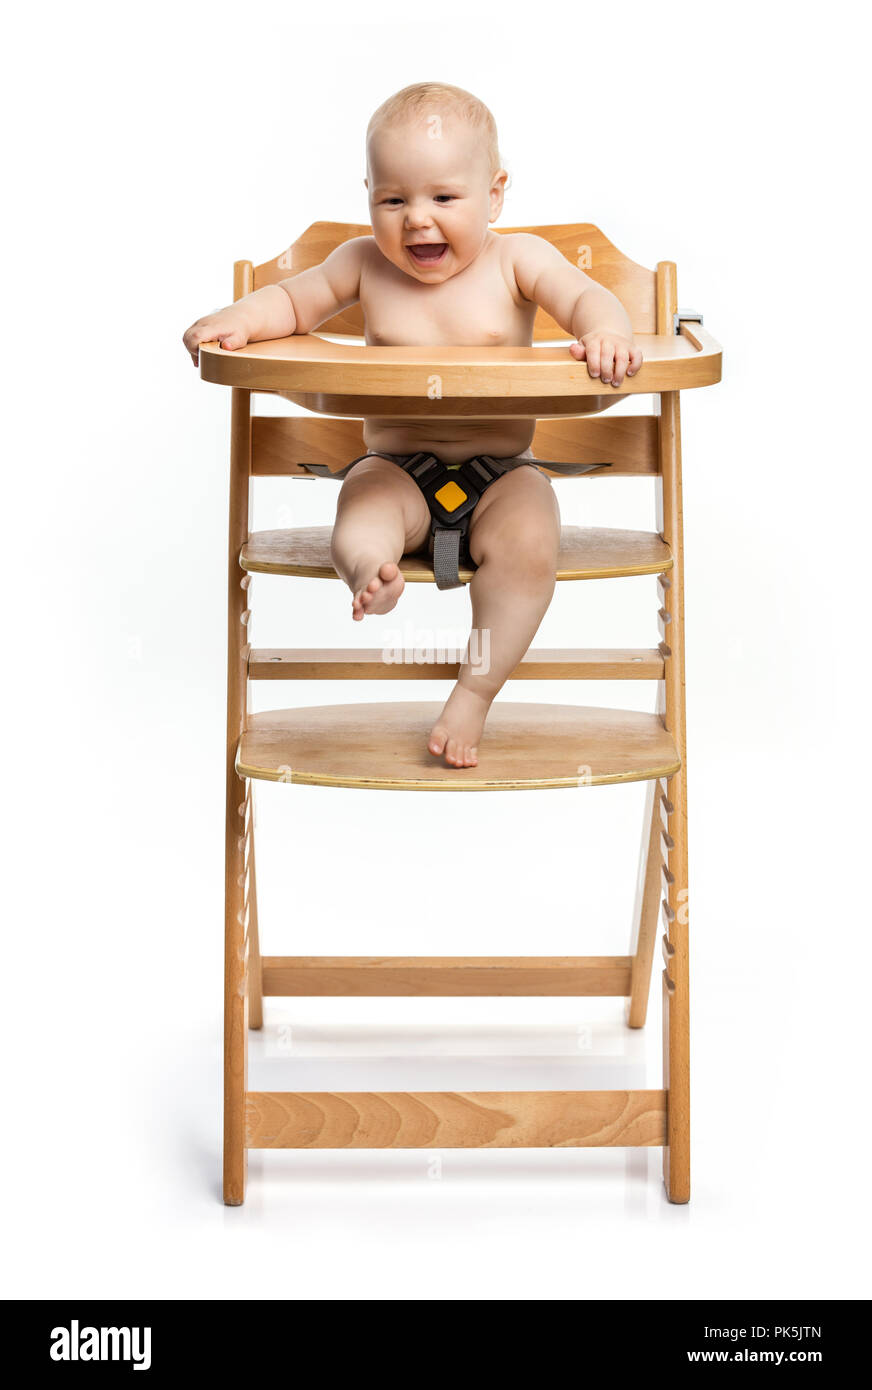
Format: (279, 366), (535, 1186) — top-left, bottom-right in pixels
(198, 221), (722, 1206)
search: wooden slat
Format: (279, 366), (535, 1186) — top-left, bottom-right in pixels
(251, 416), (359, 475)
(261, 956), (633, 997)
(244, 1088), (668, 1149)
(250, 220), (658, 336)
(236, 702), (681, 791)
(240, 525), (672, 582)
(248, 647), (664, 681)
(249, 414), (658, 477)
(534, 415), (658, 473)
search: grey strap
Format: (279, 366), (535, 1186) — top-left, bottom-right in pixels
(530, 461), (612, 476)
(433, 527), (464, 590)
(299, 462), (354, 479)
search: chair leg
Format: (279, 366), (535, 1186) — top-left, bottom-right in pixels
(662, 768), (690, 1203)
(223, 385), (251, 1205)
(224, 773), (249, 1206)
(625, 777), (663, 1028)
(247, 791), (263, 1031)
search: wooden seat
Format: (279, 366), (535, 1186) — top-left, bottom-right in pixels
(240, 524), (672, 583)
(207, 220), (721, 1207)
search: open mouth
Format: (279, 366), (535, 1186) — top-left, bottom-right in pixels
(407, 242), (448, 265)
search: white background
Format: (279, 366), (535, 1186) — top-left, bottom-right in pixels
(3, 0), (869, 1300)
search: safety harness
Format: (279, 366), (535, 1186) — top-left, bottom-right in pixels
(302, 451), (612, 590)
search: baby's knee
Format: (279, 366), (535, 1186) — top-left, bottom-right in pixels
(337, 456), (407, 507)
(484, 507), (559, 572)
(515, 531), (560, 581)
(344, 455), (402, 484)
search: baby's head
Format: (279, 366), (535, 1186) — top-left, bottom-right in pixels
(365, 82), (508, 283)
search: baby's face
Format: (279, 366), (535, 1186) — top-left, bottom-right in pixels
(365, 117), (505, 284)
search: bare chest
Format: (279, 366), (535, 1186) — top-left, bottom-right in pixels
(361, 248), (536, 348)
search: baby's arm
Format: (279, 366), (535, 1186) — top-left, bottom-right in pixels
(510, 234), (643, 386)
(182, 237), (367, 366)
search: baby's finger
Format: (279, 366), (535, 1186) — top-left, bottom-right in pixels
(183, 328), (202, 367)
(569, 340), (586, 360)
(599, 340), (615, 384)
(186, 323), (215, 350)
(612, 346), (629, 386)
(584, 341), (601, 378)
(626, 344), (644, 377)
(219, 329), (247, 351)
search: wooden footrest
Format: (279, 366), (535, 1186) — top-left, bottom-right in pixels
(249, 647), (664, 680)
(240, 524), (672, 582)
(236, 702), (680, 790)
(244, 1090), (667, 1148)
(261, 956), (633, 996)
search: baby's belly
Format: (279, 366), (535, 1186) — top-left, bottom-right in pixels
(363, 417), (536, 463)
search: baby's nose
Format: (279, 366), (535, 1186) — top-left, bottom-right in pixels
(405, 204), (433, 226)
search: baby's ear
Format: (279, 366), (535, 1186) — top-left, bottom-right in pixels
(491, 167), (511, 201)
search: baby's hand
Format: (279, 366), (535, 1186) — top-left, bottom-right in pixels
(182, 310), (251, 367)
(569, 332), (642, 387)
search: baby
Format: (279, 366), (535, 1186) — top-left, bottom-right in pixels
(183, 82), (642, 770)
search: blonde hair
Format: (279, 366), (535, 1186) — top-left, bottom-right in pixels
(367, 82), (508, 185)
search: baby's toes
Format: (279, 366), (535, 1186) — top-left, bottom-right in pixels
(377, 564), (403, 599)
(446, 738), (466, 767)
(429, 725), (449, 756)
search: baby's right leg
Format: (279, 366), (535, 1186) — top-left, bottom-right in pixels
(330, 456), (431, 620)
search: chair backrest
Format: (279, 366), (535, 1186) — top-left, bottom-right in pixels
(248, 413), (660, 478)
(245, 221), (658, 337)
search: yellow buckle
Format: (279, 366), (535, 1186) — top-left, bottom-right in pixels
(433, 480), (468, 513)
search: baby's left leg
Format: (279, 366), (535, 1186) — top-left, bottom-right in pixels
(428, 466), (561, 767)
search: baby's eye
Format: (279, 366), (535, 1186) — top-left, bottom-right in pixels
(383, 198), (403, 205)
(434, 195), (455, 203)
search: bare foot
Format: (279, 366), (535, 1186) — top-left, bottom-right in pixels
(428, 683), (493, 768)
(352, 561), (405, 620)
